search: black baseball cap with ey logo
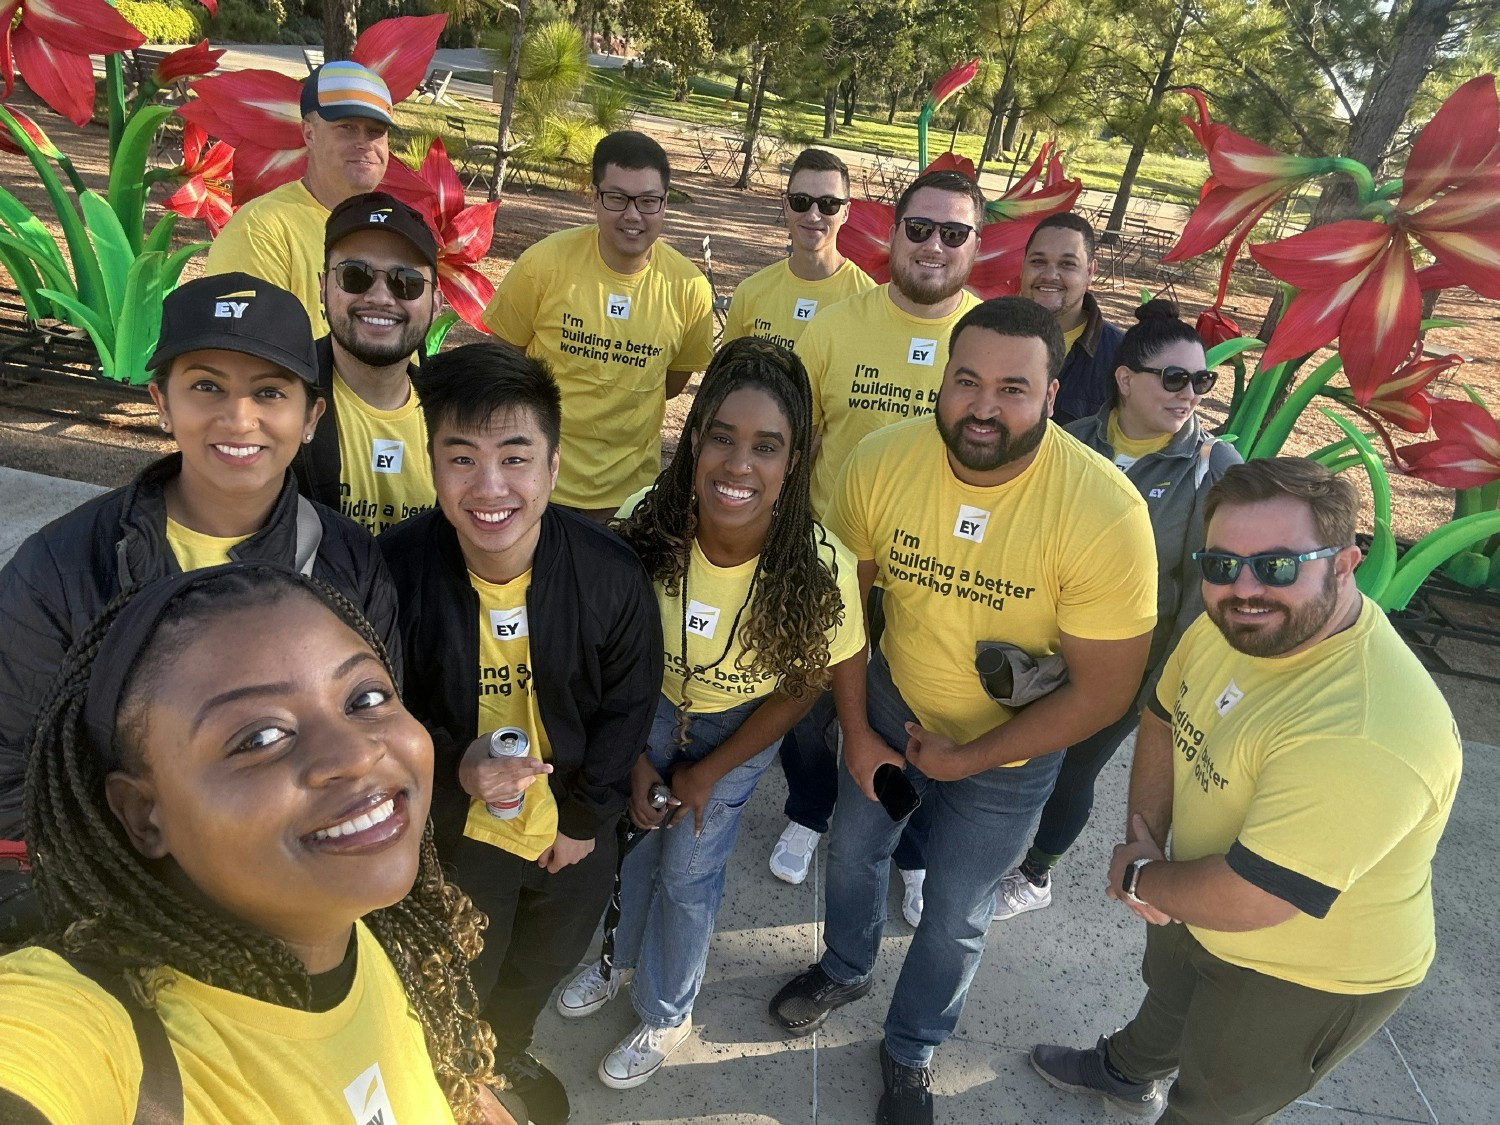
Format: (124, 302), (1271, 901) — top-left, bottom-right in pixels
(325, 192), (439, 272)
(147, 273), (319, 385)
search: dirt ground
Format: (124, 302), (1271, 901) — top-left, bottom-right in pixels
(3, 89), (1499, 551)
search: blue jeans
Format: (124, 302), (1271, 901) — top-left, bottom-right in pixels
(821, 651), (1063, 1067)
(614, 693), (781, 1028)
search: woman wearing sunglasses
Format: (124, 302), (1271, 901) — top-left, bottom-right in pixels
(993, 299), (1241, 920)
(0, 275), (400, 883)
(0, 564), (515, 1123)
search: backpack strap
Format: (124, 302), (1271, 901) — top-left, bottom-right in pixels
(293, 496), (324, 577)
(61, 958), (183, 1125)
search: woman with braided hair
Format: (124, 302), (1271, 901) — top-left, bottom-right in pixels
(554, 336), (867, 1090)
(0, 564), (514, 1124)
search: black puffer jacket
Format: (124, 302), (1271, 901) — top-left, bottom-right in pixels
(0, 455), (401, 840)
(379, 505), (662, 849)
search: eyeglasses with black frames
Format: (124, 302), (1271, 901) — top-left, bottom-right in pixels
(331, 260), (433, 302)
(1193, 547), (1341, 587)
(900, 217), (975, 249)
(784, 192), (848, 216)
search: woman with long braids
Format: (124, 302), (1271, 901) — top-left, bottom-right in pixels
(0, 564), (513, 1124)
(555, 337), (866, 1090)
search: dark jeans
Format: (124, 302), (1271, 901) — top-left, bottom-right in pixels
(1109, 923), (1411, 1124)
(452, 830), (619, 1056)
(1030, 707), (1140, 859)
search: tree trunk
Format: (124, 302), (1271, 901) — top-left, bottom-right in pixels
(734, 72), (746, 101)
(976, 106), (1000, 175)
(1259, 0), (1460, 340)
(488, 0), (531, 202)
(841, 76), (857, 127)
(323, 0), (358, 60)
(1105, 0), (1189, 235)
(823, 87), (836, 137)
(1000, 100), (1022, 151)
(887, 87), (899, 125)
(734, 48), (769, 189)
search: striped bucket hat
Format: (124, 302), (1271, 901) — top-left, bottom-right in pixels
(299, 61), (394, 126)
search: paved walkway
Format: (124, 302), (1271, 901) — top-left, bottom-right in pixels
(0, 465), (1493, 1122)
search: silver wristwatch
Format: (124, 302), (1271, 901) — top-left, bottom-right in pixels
(1121, 857), (1152, 904)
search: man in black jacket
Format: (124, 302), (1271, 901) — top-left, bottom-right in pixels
(378, 342), (661, 1125)
(295, 191), (443, 533)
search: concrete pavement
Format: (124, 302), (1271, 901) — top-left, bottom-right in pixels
(0, 464), (1494, 1123)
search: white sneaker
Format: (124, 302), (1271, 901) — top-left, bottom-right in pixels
(900, 867), (926, 927)
(993, 868), (1052, 920)
(556, 960), (630, 1019)
(598, 1016), (693, 1089)
(769, 821), (822, 884)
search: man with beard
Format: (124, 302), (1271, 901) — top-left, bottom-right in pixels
(295, 192), (444, 534)
(1031, 458), (1462, 1124)
(769, 298), (1158, 1125)
(799, 169), (984, 518)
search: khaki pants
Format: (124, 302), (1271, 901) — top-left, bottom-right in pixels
(1108, 922), (1412, 1125)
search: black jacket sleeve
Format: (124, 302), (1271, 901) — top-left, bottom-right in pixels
(553, 566), (663, 841)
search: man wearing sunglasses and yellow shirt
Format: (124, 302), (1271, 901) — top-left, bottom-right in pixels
(483, 131), (715, 521)
(723, 148), (874, 350)
(295, 192), (444, 534)
(1033, 458), (1462, 1124)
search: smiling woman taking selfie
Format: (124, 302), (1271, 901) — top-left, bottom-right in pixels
(992, 298), (1242, 921)
(0, 564), (508, 1123)
(0, 275), (399, 931)
(553, 338), (866, 1091)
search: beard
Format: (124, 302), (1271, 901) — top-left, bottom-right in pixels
(1206, 565), (1340, 657)
(890, 252), (968, 307)
(936, 407), (1048, 473)
(329, 305), (427, 367)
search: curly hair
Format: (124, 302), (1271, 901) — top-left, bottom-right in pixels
(611, 336), (845, 704)
(22, 569), (498, 1123)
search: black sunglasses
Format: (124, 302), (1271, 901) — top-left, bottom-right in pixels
(785, 192), (848, 216)
(1138, 365), (1218, 394)
(597, 189), (666, 214)
(332, 260), (433, 302)
(1193, 547), (1340, 587)
(901, 216), (975, 248)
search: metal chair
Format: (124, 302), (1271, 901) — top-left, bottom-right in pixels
(414, 68), (457, 108)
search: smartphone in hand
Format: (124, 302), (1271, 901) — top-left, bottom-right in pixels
(874, 762), (920, 822)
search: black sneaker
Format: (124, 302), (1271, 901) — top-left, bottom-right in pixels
(1030, 1036), (1165, 1117)
(768, 963), (873, 1035)
(878, 1040), (933, 1125)
(495, 1049), (570, 1125)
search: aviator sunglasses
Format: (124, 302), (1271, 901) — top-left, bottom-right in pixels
(331, 260), (433, 302)
(901, 216), (976, 248)
(1192, 547), (1341, 587)
(1137, 365), (1218, 394)
(784, 192), (849, 216)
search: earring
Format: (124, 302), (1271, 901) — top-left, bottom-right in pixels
(303, 434), (314, 444)
(159, 421), (170, 433)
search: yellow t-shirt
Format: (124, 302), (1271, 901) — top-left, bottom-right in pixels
(1062, 321), (1086, 354)
(0, 922), (456, 1125)
(723, 258), (876, 350)
(203, 179), (331, 338)
(332, 372), (436, 535)
(828, 418), (1157, 747)
(799, 284), (982, 516)
(461, 568), (559, 860)
(165, 517), (249, 571)
(1107, 410), (1173, 470)
(1153, 603), (1462, 994)
(618, 491), (865, 713)
(482, 224), (716, 509)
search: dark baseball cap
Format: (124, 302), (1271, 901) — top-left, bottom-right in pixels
(325, 192), (439, 271)
(147, 274), (319, 385)
(299, 61), (394, 126)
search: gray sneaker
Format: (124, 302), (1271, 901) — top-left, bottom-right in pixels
(1030, 1036), (1165, 1117)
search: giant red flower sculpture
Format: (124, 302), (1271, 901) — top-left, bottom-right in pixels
(395, 137), (499, 330)
(1362, 353), (1461, 434)
(163, 122), (235, 236)
(178, 14), (447, 204)
(0, 0), (145, 126)
(1397, 398), (1500, 488)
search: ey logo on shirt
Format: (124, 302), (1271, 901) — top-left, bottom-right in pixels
(213, 288), (255, 319)
(686, 599), (720, 639)
(793, 298), (818, 321)
(606, 293), (633, 320)
(1148, 481), (1171, 499)
(953, 504), (990, 544)
(371, 439), (404, 474)
(908, 338), (937, 365)
(490, 606), (529, 641)
(343, 1062), (398, 1125)
(1215, 679), (1244, 715)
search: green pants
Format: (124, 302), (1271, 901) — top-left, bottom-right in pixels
(1108, 922), (1412, 1125)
